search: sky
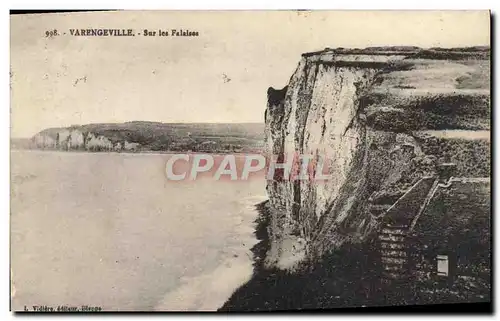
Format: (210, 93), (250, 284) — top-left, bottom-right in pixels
(10, 10), (490, 137)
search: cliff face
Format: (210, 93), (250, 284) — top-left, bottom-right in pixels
(264, 47), (490, 269)
(29, 122), (264, 153)
(32, 128), (140, 152)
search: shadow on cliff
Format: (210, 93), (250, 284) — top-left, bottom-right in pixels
(218, 201), (384, 312)
(218, 201), (491, 312)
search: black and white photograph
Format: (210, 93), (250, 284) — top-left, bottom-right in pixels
(9, 10), (491, 312)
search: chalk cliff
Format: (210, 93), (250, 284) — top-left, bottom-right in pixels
(264, 47), (490, 269)
(32, 128), (140, 152)
(29, 122), (264, 152)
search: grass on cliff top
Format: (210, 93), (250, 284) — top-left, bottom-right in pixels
(375, 59), (490, 91)
(362, 58), (490, 132)
(364, 95), (490, 132)
(302, 46), (490, 57)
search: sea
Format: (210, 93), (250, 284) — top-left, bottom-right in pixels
(10, 150), (266, 311)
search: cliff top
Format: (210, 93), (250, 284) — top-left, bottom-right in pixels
(302, 46), (490, 60)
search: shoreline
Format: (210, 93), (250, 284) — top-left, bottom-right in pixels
(153, 196), (267, 311)
(10, 148), (262, 157)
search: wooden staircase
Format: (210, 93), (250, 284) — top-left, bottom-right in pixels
(378, 224), (411, 283)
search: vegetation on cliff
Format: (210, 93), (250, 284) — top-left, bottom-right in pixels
(24, 122), (265, 153)
(219, 201), (491, 311)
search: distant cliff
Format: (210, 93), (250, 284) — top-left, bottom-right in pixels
(264, 47), (490, 270)
(29, 122), (265, 153)
(32, 127), (140, 152)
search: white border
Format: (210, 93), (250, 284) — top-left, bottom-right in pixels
(2, 2), (498, 321)
(4, 1), (498, 10)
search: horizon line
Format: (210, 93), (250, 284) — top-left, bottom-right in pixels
(11, 121), (266, 139)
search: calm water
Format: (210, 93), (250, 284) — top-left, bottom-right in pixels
(10, 150), (266, 311)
